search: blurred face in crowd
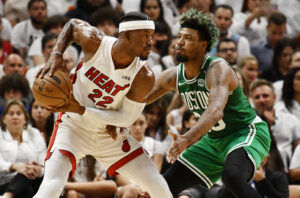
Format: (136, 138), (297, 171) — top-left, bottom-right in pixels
(31, 100), (51, 125)
(247, 0), (262, 12)
(279, 46), (294, 71)
(251, 85), (276, 111)
(214, 7), (233, 36)
(4, 89), (23, 101)
(146, 105), (161, 129)
(178, 0), (193, 14)
(43, 38), (57, 61)
(3, 54), (26, 75)
(130, 114), (147, 141)
(143, 0), (161, 21)
(217, 41), (238, 65)
(291, 52), (300, 68)
(49, 25), (63, 35)
(241, 59), (258, 82)
(267, 23), (286, 48)
(294, 70), (300, 94)
(28, 1), (47, 25)
(153, 32), (168, 51)
(97, 20), (117, 36)
(191, 0), (212, 13)
(3, 104), (26, 133)
(168, 38), (177, 59)
(63, 52), (77, 73)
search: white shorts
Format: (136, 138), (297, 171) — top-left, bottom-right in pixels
(46, 113), (143, 177)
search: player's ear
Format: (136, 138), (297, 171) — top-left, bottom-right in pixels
(200, 41), (208, 51)
(121, 31), (130, 41)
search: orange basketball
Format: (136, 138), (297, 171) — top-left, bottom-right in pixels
(32, 70), (72, 108)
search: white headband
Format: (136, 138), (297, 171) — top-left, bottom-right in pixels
(119, 20), (155, 33)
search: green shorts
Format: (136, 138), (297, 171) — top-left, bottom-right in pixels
(178, 117), (271, 189)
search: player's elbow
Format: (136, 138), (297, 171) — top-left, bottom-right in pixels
(212, 107), (224, 122)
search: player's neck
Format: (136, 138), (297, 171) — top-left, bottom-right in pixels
(111, 41), (135, 69)
(184, 56), (205, 79)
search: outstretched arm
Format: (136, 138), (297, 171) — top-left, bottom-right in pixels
(167, 61), (239, 163)
(38, 19), (104, 78)
(147, 67), (177, 104)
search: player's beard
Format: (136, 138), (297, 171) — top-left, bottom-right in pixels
(176, 54), (188, 62)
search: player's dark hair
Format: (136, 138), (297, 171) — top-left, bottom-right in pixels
(0, 74), (30, 98)
(28, 0), (47, 10)
(180, 9), (219, 52)
(119, 11), (152, 25)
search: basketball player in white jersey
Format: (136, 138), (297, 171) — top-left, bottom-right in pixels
(34, 12), (173, 198)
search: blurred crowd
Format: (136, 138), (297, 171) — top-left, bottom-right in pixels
(0, 0), (300, 198)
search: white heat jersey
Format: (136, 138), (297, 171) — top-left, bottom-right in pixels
(64, 36), (145, 132)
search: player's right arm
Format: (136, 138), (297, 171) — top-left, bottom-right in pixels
(146, 67), (177, 104)
(38, 19), (105, 78)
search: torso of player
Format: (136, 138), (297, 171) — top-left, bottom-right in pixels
(177, 55), (256, 138)
(65, 36), (145, 131)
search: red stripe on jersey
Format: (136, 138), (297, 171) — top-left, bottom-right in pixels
(45, 112), (63, 161)
(59, 150), (77, 177)
(71, 58), (84, 84)
(107, 147), (144, 177)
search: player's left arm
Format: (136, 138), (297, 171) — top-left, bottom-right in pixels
(184, 61), (238, 142)
(167, 61), (238, 163)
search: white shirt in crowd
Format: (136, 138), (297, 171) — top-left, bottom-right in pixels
(11, 19), (44, 51)
(140, 136), (164, 158)
(0, 125), (47, 185)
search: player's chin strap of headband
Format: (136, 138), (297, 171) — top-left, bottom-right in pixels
(119, 20), (155, 33)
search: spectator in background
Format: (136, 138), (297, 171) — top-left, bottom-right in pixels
(289, 144), (300, 198)
(130, 112), (164, 172)
(28, 15), (69, 67)
(144, 98), (169, 153)
(251, 12), (287, 72)
(260, 38), (295, 82)
(230, 0), (270, 45)
(147, 21), (170, 77)
(29, 98), (54, 146)
(237, 55), (259, 84)
(11, 0), (47, 59)
(0, 54), (27, 79)
(0, 15), (13, 42)
(0, 16), (16, 64)
(176, 0), (193, 14)
(91, 6), (120, 37)
(0, 73), (31, 114)
(161, 36), (179, 69)
(64, 155), (117, 198)
(216, 38), (238, 67)
(166, 102), (187, 134)
(3, 0), (29, 27)
(65, 0), (123, 24)
(273, 50), (300, 102)
(26, 33), (57, 88)
(250, 79), (300, 171)
(281, 67), (300, 119)
(211, 4), (250, 57)
(236, 69), (251, 98)
(251, 115), (289, 198)
(140, 0), (166, 25)
(0, 99), (46, 198)
(63, 51), (77, 75)
(191, 0), (216, 16)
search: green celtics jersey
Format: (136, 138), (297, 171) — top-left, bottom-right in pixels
(177, 56), (256, 138)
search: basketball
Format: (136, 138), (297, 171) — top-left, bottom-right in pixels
(32, 70), (72, 108)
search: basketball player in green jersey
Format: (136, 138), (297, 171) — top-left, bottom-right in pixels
(147, 9), (271, 198)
